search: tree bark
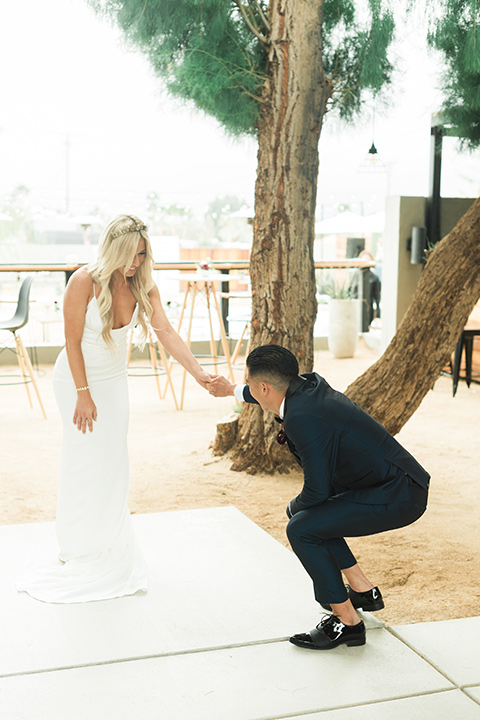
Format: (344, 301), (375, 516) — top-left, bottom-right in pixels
(345, 196), (480, 434)
(214, 2), (480, 470)
(227, 0), (332, 473)
(212, 413), (238, 455)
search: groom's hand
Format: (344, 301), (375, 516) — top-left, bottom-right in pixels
(206, 375), (236, 397)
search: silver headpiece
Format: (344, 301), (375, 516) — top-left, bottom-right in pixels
(111, 223), (148, 239)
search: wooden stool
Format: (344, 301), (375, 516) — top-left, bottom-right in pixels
(127, 327), (179, 410)
(452, 327), (480, 396)
(174, 279), (235, 409)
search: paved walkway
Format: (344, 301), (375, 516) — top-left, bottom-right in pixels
(1, 507), (479, 719)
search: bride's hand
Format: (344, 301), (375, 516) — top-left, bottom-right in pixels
(195, 370), (214, 389)
(73, 393), (97, 433)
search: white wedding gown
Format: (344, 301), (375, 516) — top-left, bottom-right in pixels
(16, 295), (148, 603)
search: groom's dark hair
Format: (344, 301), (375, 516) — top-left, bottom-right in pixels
(246, 345), (299, 390)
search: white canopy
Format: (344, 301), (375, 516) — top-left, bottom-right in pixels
(315, 211), (385, 235)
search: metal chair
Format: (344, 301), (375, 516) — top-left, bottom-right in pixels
(0, 276), (47, 417)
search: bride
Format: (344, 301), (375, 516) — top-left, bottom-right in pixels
(17, 214), (212, 603)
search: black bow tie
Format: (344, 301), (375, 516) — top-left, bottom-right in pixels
(274, 376), (305, 446)
(275, 416), (287, 445)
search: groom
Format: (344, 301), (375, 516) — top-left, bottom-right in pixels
(207, 345), (429, 650)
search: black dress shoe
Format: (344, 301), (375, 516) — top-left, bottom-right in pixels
(289, 614), (366, 650)
(321, 585), (384, 612)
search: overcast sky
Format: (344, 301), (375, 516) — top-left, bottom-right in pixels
(0, 0), (479, 222)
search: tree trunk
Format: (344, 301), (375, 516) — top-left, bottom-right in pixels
(346, 196), (480, 434)
(226, 0), (332, 473)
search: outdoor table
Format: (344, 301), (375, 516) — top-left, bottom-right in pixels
(0, 264), (82, 284)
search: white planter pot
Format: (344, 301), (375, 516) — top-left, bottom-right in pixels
(328, 299), (361, 358)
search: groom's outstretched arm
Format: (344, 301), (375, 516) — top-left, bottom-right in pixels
(207, 377), (258, 404)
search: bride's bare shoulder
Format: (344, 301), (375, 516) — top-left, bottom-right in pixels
(65, 266), (94, 301)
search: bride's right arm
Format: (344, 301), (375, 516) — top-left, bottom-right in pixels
(63, 269), (98, 433)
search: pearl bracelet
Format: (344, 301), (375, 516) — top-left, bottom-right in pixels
(76, 385), (89, 392)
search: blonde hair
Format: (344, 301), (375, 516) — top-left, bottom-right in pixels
(88, 214), (154, 350)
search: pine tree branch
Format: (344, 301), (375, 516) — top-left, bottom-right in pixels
(227, 26), (262, 75)
(185, 47), (266, 101)
(252, 0), (270, 32)
(233, 1), (269, 47)
(187, 46), (266, 82)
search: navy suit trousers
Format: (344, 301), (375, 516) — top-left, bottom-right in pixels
(286, 473), (428, 605)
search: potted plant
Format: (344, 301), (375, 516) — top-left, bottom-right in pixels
(322, 274), (361, 358)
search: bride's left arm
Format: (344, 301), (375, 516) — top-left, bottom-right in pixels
(148, 285), (212, 388)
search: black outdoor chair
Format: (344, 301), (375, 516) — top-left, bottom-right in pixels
(0, 276), (46, 417)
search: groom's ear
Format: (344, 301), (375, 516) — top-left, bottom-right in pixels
(261, 381), (274, 395)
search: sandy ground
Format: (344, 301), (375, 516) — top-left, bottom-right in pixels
(1, 340), (479, 626)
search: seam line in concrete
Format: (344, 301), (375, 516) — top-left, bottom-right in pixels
(386, 625), (478, 705)
(252, 688), (461, 720)
(0, 636), (288, 680)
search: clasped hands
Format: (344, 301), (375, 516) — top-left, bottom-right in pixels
(205, 375), (236, 397)
(195, 372), (234, 395)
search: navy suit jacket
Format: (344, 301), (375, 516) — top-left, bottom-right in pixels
(242, 373), (430, 516)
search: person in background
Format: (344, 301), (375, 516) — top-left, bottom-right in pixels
(351, 250), (381, 328)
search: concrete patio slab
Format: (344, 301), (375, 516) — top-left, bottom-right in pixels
(1, 508), (303, 675)
(391, 616), (480, 687)
(287, 689), (480, 720)
(0, 630), (454, 720)
(465, 686), (480, 705)
(0, 507), (478, 720)
(1, 507), (384, 677)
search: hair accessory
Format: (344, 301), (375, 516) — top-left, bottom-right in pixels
(111, 223), (148, 239)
